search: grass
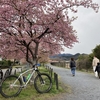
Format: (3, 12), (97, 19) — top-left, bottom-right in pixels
(0, 66), (71, 100)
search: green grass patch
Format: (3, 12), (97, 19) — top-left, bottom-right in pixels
(0, 66), (71, 100)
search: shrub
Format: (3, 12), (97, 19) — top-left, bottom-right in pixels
(0, 60), (13, 69)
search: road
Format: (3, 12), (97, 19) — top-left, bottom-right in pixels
(48, 64), (100, 100)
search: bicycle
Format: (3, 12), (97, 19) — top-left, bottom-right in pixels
(0, 64), (52, 98)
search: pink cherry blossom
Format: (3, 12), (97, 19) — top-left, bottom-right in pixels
(0, 0), (99, 64)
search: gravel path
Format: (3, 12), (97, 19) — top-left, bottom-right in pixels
(49, 64), (100, 100)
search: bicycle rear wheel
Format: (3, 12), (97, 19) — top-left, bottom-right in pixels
(34, 73), (52, 93)
(0, 75), (22, 98)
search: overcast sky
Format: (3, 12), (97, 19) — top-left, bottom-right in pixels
(62, 0), (100, 55)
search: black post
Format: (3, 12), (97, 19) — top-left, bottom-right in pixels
(54, 73), (58, 89)
(0, 69), (3, 80)
(50, 68), (53, 77)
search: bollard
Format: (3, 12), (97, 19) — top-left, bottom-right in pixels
(51, 68), (53, 77)
(14, 69), (16, 75)
(54, 73), (58, 89)
(50, 68), (53, 77)
(9, 66), (12, 75)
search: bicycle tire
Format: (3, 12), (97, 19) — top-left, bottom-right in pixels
(0, 75), (22, 98)
(34, 73), (52, 93)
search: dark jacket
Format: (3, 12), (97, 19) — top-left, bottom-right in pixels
(95, 63), (100, 72)
(70, 61), (76, 68)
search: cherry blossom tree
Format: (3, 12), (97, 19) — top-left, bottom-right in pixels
(0, 0), (99, 64)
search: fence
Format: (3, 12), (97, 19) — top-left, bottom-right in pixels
(0, 66), (22, 82)
(4, 66), (12, 78)
(45, 65), (59, 90)
(50, 61), (70, 68)
(0, 65), (59, 89)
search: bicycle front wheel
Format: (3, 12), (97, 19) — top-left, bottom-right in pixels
(34, 73), (52, 93)
(0, 75), (22, 98)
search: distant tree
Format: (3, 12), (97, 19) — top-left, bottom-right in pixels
(92, 44), (100, 59)
(77, 54), (92, 71)
(88, 53), (94, 62)
(0, 0), (99, 65)
(78, 54), (86, 60)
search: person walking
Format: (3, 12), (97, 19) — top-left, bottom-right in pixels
(92, 56), (99, 77)
(70, 58), (76, 76)
(95, 62), (100, 79)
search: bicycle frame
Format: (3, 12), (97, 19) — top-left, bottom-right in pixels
(0, 64), (52, 98)
(12, 67), (38, 88)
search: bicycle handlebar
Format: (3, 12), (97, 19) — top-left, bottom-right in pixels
(32, 64), (41, 68)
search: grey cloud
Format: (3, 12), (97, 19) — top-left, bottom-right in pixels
(62, 0), (100, 54)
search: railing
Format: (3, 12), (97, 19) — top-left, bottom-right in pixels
(0, 66), (22, 83)
(50, 61), (70, 68)
(45, 64), (59, 90)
